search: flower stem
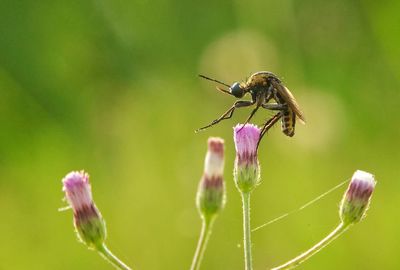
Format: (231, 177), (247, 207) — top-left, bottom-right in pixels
(97, 243), (132, 270)
(272, 222), (350, 270)
(190, 217), (215, 270)
(242, 192), (253, 270)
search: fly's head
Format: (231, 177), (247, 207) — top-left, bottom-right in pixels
(230, 82), (246, 98)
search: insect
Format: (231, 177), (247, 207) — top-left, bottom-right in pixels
(196, 71), (305, 140)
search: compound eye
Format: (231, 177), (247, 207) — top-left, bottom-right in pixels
(230, 82), (244, 98)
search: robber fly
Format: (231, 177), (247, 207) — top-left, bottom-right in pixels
(196, 71), (305, 140)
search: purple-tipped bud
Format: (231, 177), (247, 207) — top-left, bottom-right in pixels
(62, 171), (106, 249)
(196, 138), (226, 220)
(233, 124), (261, 193)
(340, 170), (376, 225)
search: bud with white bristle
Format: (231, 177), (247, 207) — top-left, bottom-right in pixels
(196, 137), (226, 221)
(233, 124), (261, 193)
(62, 171), (132, 270)
(272, 170), (377, 270)
(62, 171), (106, 249)
(191, 138), (226, 270)
(340, 170), (376, 225)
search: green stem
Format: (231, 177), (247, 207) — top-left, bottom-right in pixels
(242, 192), (253, 270)
(97, 243), (132, 270)
(190, 217), (215, 270)
(271, 222), (350, 270)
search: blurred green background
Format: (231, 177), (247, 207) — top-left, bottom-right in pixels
(0, 0), (399, 269)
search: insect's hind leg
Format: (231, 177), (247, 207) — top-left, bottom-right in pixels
(261, 103), (287, 111)
(196, 100), (254, 132)
(257, 112), (283, 149)
(238, 103), (286, 132)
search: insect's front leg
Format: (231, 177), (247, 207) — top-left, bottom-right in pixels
(196, 100), (254, 132)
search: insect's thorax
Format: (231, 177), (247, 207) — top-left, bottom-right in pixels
(244, 73), (275, 98)
(246, 73), (272, 88)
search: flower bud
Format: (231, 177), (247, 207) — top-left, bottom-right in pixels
(233, 124), (261, 193)
(62, 171), (106, 249)
(339, 170), (376, 225)
(196, 138), (226, 220)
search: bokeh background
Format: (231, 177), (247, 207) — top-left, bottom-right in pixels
(1, 0), (399, 269)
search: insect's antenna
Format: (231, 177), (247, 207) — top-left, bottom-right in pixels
(199, 74), (231, 88)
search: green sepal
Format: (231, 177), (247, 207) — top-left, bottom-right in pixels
(234, 165), (260, 194)
(197, 184), (225, 220)
(76, 216), (107, 249)
(340, 198), (369, 225)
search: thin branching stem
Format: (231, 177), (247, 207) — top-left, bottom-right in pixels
(97, 243), (132, 270)
(190, 217), (215, 270)
(242, 192), (253, 270)
(271, 222), (350, 270)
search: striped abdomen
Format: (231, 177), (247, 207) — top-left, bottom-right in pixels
(281, 108), (296, 137)
(273, 91), (296, 137)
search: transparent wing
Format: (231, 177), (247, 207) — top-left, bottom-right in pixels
(271, 81), (305, 124)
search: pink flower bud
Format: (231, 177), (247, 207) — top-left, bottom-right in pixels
(63, 171), (92, 211)
(234, 124), (260, 166)
(196, 138), (226, 220)
(233, 124), (261, 193)
(340, 170), (376, 225)
(62, 171), (106, 249)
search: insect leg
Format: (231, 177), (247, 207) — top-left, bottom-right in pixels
(257, 112), (283, 149)
(238, 104), (261, 131)
(239, 96), (284, 132)
(264, 85), (274, 102)
(196, 100), (254, 132)
(261, 103), (287, 111)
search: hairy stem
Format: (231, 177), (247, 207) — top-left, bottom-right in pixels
(190, 217), (215, 270)
(272, 222), (350, 270)
(97, 243), (132, 270)
(242, 192), (253, 270)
